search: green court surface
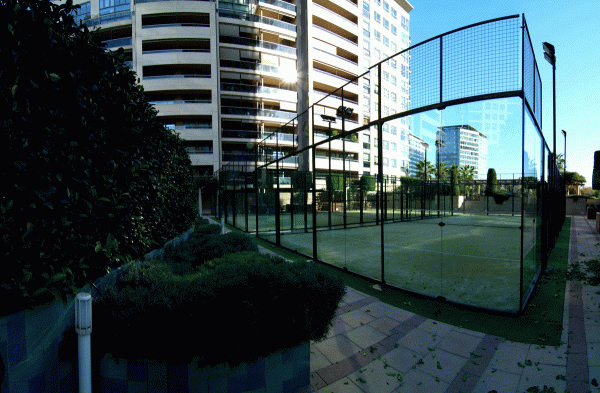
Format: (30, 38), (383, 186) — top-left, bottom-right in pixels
(246, 212), (541, 313)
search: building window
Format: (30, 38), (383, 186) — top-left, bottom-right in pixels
(363, 1), (370, 17)
(383, 88), (389, 99)
(391, 92), (397, 102)
(383, 36), (389, 47)
(383, 70), (389, 81)
(363, 153), (371, 162)
(391, 8), (397, 19)
(374, 30), (381, 41)
(383, 157), (389, 166)
(374, 48), (380, 60)
(383, 123), (389, 133)
(100, 0), (130, 15)
(392, 159), (397, 167)
(374, 12), (381, 23)
(391, 42), (396, 52)
(391, 25), (397, 36)
(391, 125), (397, 135)
(391, 142), (397, 151)
(383, 106), (389, 116)
(363, 28), (370, 38)
(383, 18), (389, 30)
(383, 1), (389, 11)
(383, 140), (389, 150)
(391, 59), (396, 69)
(391, 75), (396, 85)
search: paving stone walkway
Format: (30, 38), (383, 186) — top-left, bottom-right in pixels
(309, 216), (600, 393)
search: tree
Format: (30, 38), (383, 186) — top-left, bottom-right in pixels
(1, 0), (197, 310)
(485, 168), (498, 196)
(556, 153), (565, 173)
(434, 162), (449, 181)
(459, 165), (476, 181)
(593, 151), (600, 191)
(450, 166), (459, 196)
(564, 171), (587, 195)
(415, 160), (435, 181)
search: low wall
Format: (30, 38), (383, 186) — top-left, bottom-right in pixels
(98, 342), (310, 393)
(0, 292), (85, 393)
(566, 198), (590, 216)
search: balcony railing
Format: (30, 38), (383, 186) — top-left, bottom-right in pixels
(143, 48), (210, 54)
(313, 90), (358, 105)
(313, 68), (358, 85)
(265, 132), (297, 143)
(221, 106), (297, 120)
(219, 9), (295, 32)
(222, 129), (262, 139)
(165, 123), (211, 130)
(103, 37), (132, 48)
(150, 99), (211, 105)
(221, 83), (296, 97)
(144, 74), (211, 80)
(219, 35), (296, 55)
(142, 22), (209, 28)
(259, 0), (295, 12)
(313, 2), (357, 26)
(85, 11), (133, 27)
(186, 147), (213, 154)
(312, 25), (358, 47)
(312, 47), (358, 67)
(220, 59), (280, 74)
(136, 0), (213, 3)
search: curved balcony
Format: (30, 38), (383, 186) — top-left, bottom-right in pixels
(136, 0), (214, 3)
(219, 9), (296, 34)
(311, 47), (359, 73)
(219, 35), (296, 56)
(152, 100), (213, 116)
(313, 3), (357, 34)
(220, 83), (297, 101)
(222, 129), (262, 139)
(312, 23), (357, 54)
(103, 37), (133, 48)
(221, 106), (297, 121)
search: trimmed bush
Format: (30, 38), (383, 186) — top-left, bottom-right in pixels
(93, 251), (345, 367)
(485, 168), (498, 196)
(593, 151), (600, 191)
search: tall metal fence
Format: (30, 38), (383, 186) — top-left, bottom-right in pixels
(215, 15), (565, 314)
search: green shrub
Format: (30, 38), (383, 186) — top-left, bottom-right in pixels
(0, 0), (197, 312)
(485, 168), (498, 196)
(93, 252), (345, 367)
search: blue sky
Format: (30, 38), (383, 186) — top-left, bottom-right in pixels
(407, 0), (600, 187)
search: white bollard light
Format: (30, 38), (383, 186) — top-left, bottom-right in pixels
(75, 293), (92, 393)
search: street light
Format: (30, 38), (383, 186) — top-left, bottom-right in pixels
(320, 114), (336, 228)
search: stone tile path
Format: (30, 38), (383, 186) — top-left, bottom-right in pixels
(309, 216), (600, 393)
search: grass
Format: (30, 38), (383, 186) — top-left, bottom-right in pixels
(226, 216), (573, 345)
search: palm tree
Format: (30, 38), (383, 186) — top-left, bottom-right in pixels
(435, 162), (449, 181)
(556, 153), (565, 172)
(415, 160), (435, 181)
(459, 165), (476, 196)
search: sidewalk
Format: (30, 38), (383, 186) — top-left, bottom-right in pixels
(308, 216), (600, 393)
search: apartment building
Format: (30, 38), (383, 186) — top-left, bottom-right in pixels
(66, 0), (412, 180)
(437, 125), (488, 179)
(407, 132), (426, 177)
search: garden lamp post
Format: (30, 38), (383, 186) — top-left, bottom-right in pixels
(337, 105), (353, 229)
(321, 114), (336, 228)
(561, 129), (566, 178)
(422, 142), (429, 218)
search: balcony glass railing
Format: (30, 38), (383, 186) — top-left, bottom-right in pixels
(136, 0), (213, 3)
(150, 99), (211, 105)
(221, 106), (297, 120)
(144, 74), (211, 80)
(265, 132), (297, 143)
(142, 22), (209, 28)
(186, 147), (213, 154)
(221, 83), (296, 97)
(85, 11), (133, 26)
(222, 129), (262, 139)
(143, 48), (210, 54)
(312, 47), (358, 67)
(313, 68), (358, 85)
(219, 36), (296, 55)
(220, 59), (280, 74)
(313, 90), (358, 105)
(259, 0), (295, 12)
(312, 25), (358, 47)
(103, 37), (132, 48)
(165, 123), (211, 130)
(314, 132), (358, 142)
(219, 9), (295, 32)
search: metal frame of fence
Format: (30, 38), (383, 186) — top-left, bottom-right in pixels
(215, 14), (566, 315)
